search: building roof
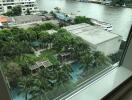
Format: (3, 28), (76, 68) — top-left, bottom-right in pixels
(0, 16), (9, 23)
(29, 60), (53, 71)
(11, 15), (45, 24)
(64, 23), (121, 45)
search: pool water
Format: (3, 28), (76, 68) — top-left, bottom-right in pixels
(71, 62), (83, 83)
(12, 62), (83, 100)
(11, 88), (31, 100)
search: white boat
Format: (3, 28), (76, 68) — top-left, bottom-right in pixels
(91, 18), (113, 32)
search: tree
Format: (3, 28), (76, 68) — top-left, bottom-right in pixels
(30, 74), (50, 100)
(12, 5), (22, 16)
(53, 30), (73, 52)
(74, 16), (94, 25)
(26, 9), (31, 15)
(18, 76), (33, 100)
(25, 28), (38, 42)
(71, 37), (90, 60)
(3, 11), (13, 16)
(93, 51), (111, 67)
(39, 31), (50, 48)
(80, 52), (93, 72)
(39, 31), (49, 42)
(4, 62), (22, 88)
(111, 0), (125, 6)
(55, 64), (72, 87)
(21, 63), (31, 76)
(3, 5), (22, 16)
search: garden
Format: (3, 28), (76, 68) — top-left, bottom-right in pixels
(0, 22), (111, 100)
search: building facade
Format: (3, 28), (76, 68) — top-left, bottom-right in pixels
(0, 0), (39, 14)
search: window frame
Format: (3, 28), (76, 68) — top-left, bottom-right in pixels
(0, 25), (132, 100)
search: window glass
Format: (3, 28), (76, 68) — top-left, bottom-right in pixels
(0, 0), (132, 100)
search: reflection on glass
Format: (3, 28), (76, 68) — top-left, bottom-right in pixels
(0, 0), (132, 100)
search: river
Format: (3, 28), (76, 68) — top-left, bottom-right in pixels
(37, 0), (132, 40)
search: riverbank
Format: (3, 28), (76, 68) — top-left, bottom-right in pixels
(79, 1), (132, 9)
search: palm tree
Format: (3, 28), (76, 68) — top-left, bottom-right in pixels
(72, 37), (90, 60)
(30, 74), (50, 100)
(4, 62), (22, 88)
(26, 29), (37, 42)
(80, 52), (93, 72)
(62, 64), (72, 77)
(93, 51), (111, 67)
(48, 34), (54, 49)
(39, 31), (50, 48)
(55, 64), (72, 87)
(18, 76), (33, 100)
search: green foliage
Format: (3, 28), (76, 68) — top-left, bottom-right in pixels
(18, 76), (34, 100)
(3, 62), (22, 88)
(29, 22), (58, 33)
(41, 50), (59, 65)
(80, 52), (93, 71)
(22, 64), (72, 100)
(109, 51), (122, 64)
(12, 5), (22, 16)
(111, 0), (126, 6)
(53, 30), (74, 52)
(0, 21), (111, 100)
(74, 16), (94, 25)
(80, 51), (111, 74)
(93, 51), (111, 67)
(3, 5), (22, 16)
(0, 23), (58, 59)
(26, 9), (31, 15)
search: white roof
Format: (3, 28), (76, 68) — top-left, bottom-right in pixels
(64, 23), (120, 45)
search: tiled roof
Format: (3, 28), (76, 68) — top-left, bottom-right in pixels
(29, 60), (53, 71)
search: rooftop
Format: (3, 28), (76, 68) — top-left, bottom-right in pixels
(29, 60), (53, 71)
(10, 15), (45, 24)
(0, 16), (9, 23)
(64, 23), (120, 45)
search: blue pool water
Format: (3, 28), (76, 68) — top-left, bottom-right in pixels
(71, 62), (83, 83)
(12, 89), (31, 100)
(12, 62), (83, 100)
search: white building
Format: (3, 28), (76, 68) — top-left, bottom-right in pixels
(0, 0), (39, 14)
(64, 23), (122, 55)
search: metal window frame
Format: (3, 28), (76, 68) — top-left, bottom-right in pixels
(119, 25), (132, 66)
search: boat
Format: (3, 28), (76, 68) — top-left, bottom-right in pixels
(91, 18), (113, 32)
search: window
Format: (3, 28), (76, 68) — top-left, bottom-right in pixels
(0, 0), (132, 100)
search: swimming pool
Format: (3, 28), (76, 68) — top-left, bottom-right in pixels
(12, 62), (83, 100)
(11, 88), (31, 100)
(71, 62), (83, 83)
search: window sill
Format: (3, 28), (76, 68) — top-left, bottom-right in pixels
(65, 66), (132, 100)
